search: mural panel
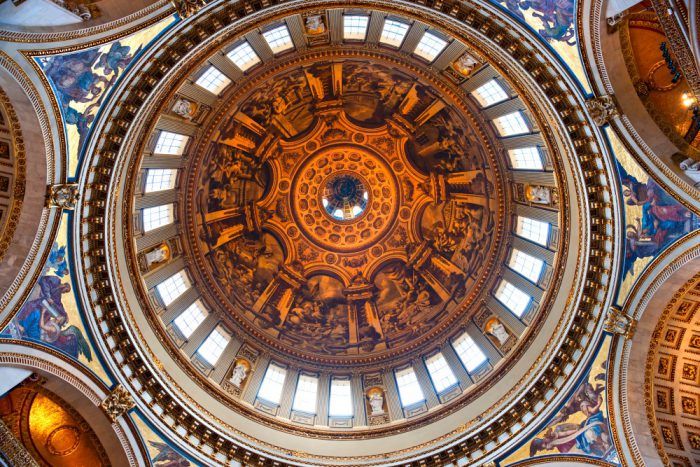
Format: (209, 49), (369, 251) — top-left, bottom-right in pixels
(35, 16), (176, 178)
(1, 212), (110, 383)
(500, 334), (620, 465)
(488, 0), (590, 92)
(607, 128), (699, 306)
(131, 412), (197, 467)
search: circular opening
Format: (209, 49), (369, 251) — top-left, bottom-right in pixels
(321, 173), (369, 220)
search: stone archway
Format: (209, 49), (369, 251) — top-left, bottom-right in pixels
(0, 342), (148, 467)
(611, 230), (700, 466)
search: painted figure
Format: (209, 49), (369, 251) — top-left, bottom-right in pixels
(618, 161), (694, 279)
(40, 41), (137, 152)
(149, 440), (190, 467)
(14, 275), (92, 362)
(530, 367), (612, 457)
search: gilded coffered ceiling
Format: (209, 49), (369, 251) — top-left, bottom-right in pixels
(649, 272), (700, 466)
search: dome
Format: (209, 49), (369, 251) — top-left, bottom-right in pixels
(81, 1), (601, 462)
(3, 0), (698, 466)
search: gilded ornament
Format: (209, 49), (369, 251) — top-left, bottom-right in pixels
(585, 95), (619, 126)
(47, 184), (79, 210)
(100, 384), (135, 422)
(171, 0), (206, 18)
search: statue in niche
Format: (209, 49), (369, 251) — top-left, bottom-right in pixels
(368, 388), (385, 416)
(230, 360), (249, 388)
(145, 243), (170, 268)
(171, 97), (197, 119)
(485, 318), (511, 346)
(525, 184), (552, 205)
(304, 15), (326, 35)
(453, 53), (480, 77)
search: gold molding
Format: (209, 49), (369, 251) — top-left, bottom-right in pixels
(0, 1), (171, 43)
(0, 86), (27, 263)
(75, 0), (616, 464)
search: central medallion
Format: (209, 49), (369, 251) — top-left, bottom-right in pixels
(321, 174), (369, 221)
(290, 144), (400, 253)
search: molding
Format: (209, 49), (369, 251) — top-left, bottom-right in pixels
(72, 0), (618, 464)
(611, 230), (700, 467)
(0, 1), (172, 43)
(0, 86), (27, 263)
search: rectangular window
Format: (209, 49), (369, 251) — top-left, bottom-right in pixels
(173, 301), (208, 338)
(156, 270), (190, 307)
(379, 19), (410, 47)
(343, 15), (369, 40)
(495, 280), (531, 317)
(142, 204), (174, 232)
(144, 169), (177, 193)
(395, 367), (425, 407)
(493, 111), (530, 136)
(262, 25), (294, 54)
(292, 374), (319, 414)
(516, 216), (550, 246)
(472, 79), (509, 107)
(258, 363), (287, 404)
(508, 147), (543, 170)
(194, 66), (231, 95)
(425, 353), (458, 393)
(509, 249), (544, 283)
(154, 131), (188, 155)
(226, 41), (261, 71)
(328, 378), (353, 417)
(452, 333), (487, 372)
(413, 31), (448, 62)
(197, 326), (230, 366)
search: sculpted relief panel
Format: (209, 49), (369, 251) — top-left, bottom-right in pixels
(187, 60), (501, 360)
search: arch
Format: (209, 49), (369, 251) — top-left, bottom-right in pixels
(0, 341), (148, 467)
(611, 230), (700, 466)
(0, 0), (168, 35)
(0, 62), (58, 323)
(578, 0), (699, 208)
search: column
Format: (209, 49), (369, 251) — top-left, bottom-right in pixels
(382, 370), (404, 420)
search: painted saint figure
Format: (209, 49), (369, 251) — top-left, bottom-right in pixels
(13, 275), (92, 362)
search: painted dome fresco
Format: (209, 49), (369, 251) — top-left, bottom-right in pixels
(2, 0), (699, 466)
(111, 0), (587, 450)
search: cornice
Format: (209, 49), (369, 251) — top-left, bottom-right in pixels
(72, 0), (618, 465)
(0, 1), (171, 44)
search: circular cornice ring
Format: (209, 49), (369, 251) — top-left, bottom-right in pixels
(73, 0), (619, 464)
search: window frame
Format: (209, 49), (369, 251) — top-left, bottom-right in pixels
(451, 332), (488, 373)
(424, 352), (459, 394)
(413, 30), (449, 62)
(257, 363), (288, 405)
(262, 24), (295, 54)
(394, 366), (425, 408)
(378, 18), (411, 48)
(328, 377), (354, 417)
(194, 66), (231, 96)
(342, 14), (370, 41)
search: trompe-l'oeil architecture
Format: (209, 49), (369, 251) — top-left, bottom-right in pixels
(0, 0), (698, 465)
